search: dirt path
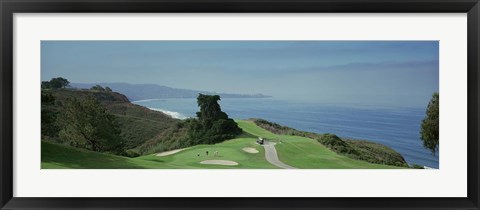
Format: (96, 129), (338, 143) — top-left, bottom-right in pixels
(263, 141), (296, 169)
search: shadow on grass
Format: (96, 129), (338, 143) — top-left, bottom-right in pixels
(237, 132), (257, 139)
(41, 141), (150, 169)
(144, 159), (166, 163)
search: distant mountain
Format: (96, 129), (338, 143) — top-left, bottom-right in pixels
(70, 83), (271, 101)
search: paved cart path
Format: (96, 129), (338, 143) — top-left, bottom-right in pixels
(263, 141), (296, 169)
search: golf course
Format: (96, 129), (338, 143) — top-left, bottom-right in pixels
(40, 40), (441, 170)
(42, 120), (405, 169)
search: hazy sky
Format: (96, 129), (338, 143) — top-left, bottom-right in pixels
(41, 41), (438, 107)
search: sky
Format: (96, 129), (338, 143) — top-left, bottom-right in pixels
(41, 41), (439, 107)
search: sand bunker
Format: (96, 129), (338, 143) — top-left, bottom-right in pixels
(156, 149), (185, 157)
(242, 147), (259, 153)
(200, 160), (239, 166)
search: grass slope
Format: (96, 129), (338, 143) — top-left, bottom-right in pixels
(42, 141), (174, 169)
(42, 120), (405, 169)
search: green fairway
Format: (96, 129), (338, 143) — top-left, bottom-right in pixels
(236, 120), (404, 169)
(42, 120), (406, 169)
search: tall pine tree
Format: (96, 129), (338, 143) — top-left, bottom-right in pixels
(420, 92), (439, 155)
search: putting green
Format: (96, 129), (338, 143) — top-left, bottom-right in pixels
(136, 137), (278, 169)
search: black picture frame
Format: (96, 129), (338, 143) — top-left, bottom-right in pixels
(1, 0), (479, 209)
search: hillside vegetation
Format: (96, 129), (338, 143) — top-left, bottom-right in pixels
(42, 81), (244, 157)
(42, 88), (179, 155)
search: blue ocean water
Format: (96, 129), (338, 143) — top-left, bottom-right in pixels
(133, 98), (439, 168)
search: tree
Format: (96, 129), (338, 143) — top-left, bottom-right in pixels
(41, 92), (56, 105)
(420, 92), (439, 155)
(186, 94), (242, 145)
(196, 94), (228, 127)
(41, 81), (51, 89)
(48, 77), (70, 89)
(91, 85), (105, 91)
(105, 86), (112, 92)
(41, 93), (59, 137)
(57, 96), (125, 153)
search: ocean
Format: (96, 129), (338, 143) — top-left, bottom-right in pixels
(133, 98), (439, 168)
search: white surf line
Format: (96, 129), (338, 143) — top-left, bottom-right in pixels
(131, 98), (163, 103)
(263, 141), (296, 169)
(149, 108), (187, 119)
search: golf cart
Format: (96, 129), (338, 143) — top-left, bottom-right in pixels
(256, 137), (264, 145)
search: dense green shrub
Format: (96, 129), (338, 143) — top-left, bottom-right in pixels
(345, 140), (408, 167)
(315, 134), (359, 155)
(41, 92), (59, 138)
(41, 109), (59, 138)
(57, 97), (125, 154)
(124, 149), (141, 158)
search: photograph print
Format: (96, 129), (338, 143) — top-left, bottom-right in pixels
(41, 41), (439, 169)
